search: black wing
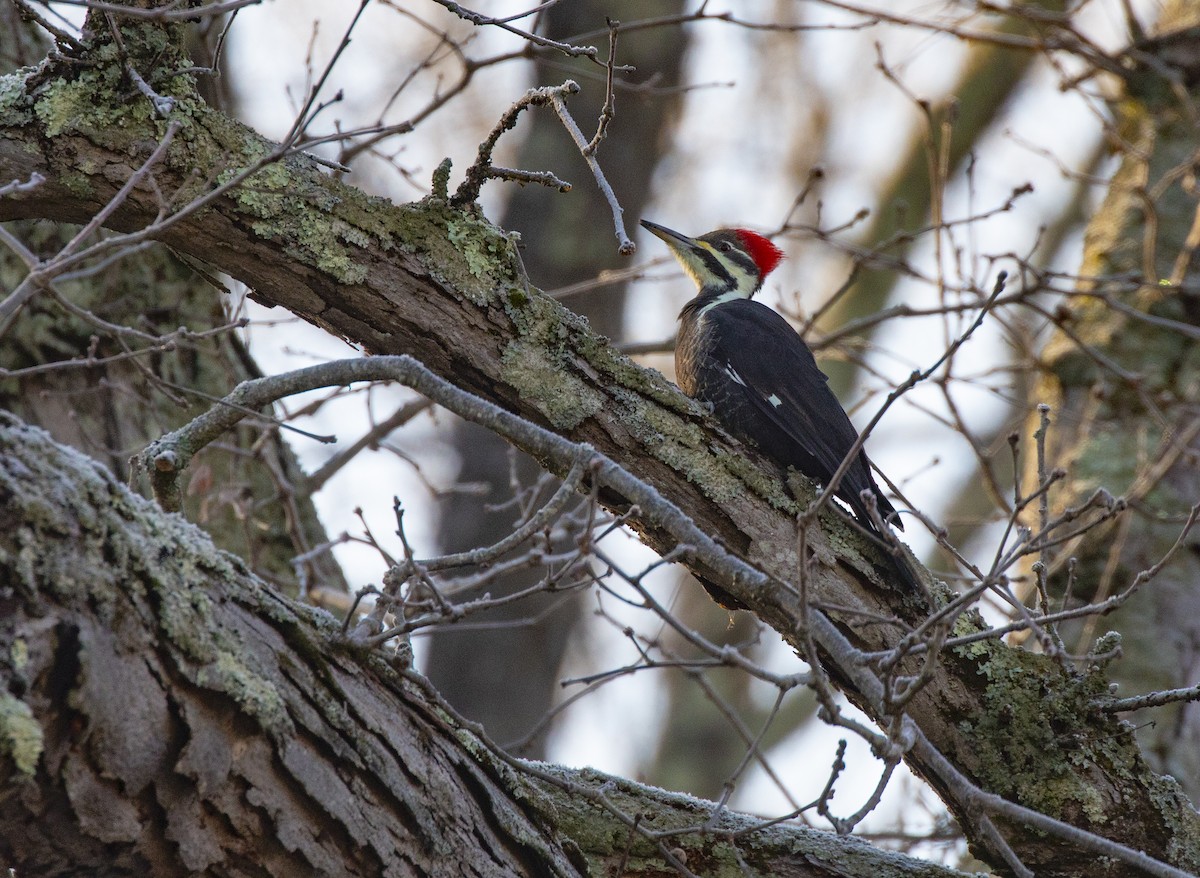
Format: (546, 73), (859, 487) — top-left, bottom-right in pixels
(699, 299), (900, 530)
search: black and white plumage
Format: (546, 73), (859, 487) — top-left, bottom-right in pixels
(642, 219), (901, 534)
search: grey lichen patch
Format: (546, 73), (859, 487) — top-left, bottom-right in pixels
(1153, 772), (1200, 871)
(502, 282), (590, 344)
(501, 340), (604, 430)
(497, 758), (559, 820)
(630, 393), (707, 449)
(0, 69), (36, 120)
(0, 693), (44, 777)
(448, 219), (497, 277)
(655, 434), (744, 505)
(452, 723), (499, 773)
(154, 571), (221, 663)
(726, 450), (797, 510)
(333, 190), (400, 249)
(630, 401), (746, 503)
(199, 651), (292, 738)
(815, 505), (872, 565)
(584, 333), (694, 416)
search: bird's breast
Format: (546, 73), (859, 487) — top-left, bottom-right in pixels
(675, 311), (712, 398)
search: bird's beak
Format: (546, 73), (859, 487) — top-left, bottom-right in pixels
(640, 219), (700, 254)
(641, 219), (719, 292)
(640, 219), (713, 290)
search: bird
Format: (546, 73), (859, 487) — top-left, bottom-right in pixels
(641, 219), (902, 535)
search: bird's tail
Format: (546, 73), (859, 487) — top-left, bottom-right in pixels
(877, 538), (926, 593)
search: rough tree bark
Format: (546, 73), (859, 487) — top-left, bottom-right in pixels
(0, 414), (967, 876)
(0, 5), (1198, 877)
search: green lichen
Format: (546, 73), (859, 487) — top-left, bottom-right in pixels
(625, 398), (742, 503)
(445, 214), (519, 305)
(155, 566), (220, 663)
(221, 159), (378, 285)
(950, 606), (991, 659)
(596, 351), (695, 420)
(35, 69), (151, 140)
(501, 339), (604, 429)
(0, 693), (44, 777)
(431, 157), (452, 200)
(1153, 772), (1200, 871)
(383, 201), (521, 307)
(953, 641), (1122, 819)
(814, 508), (869, 562)
(59, 171), (93, 198)
(41, 19), (196, 127)
(200, 651), (292, 737)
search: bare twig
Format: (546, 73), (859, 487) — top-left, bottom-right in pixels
(583, 19), (620, 156)
(452, 81), (581, 206)
(431, 0), (600, 60)
(548, 90), (635, 254)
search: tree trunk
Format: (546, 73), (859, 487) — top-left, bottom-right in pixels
(0, 413), (581, 876)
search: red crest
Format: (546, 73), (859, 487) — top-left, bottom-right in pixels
(734, 229), (785, 277)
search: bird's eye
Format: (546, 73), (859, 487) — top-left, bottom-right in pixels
(718, 241), (732, 252)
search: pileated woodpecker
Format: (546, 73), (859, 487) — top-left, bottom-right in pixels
(641, 219), (902, 535)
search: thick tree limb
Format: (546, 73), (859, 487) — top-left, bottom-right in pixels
(0, 412), (973, 878)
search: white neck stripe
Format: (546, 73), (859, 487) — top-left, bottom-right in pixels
(698, 289), (746, 316)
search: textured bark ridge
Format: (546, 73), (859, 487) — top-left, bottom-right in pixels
(0, 413), (584, 877)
